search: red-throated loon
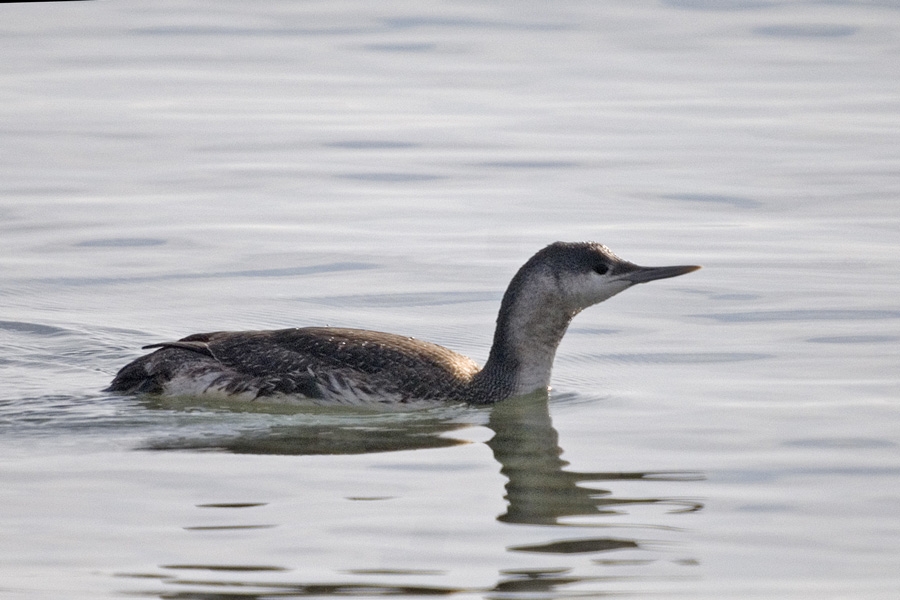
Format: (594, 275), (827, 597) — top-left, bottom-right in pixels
(107, 242), (700, 405)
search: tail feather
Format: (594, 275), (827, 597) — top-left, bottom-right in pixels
(106, 355), (164, 394)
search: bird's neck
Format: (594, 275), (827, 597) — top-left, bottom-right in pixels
(471, 274), (578, 402)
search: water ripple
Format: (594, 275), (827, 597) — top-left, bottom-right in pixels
(0, 320), (70, 336)
(698, 309), (900, 323)
(754, 24), (858, 38)
(663, 192), (761, 209)
(75, 238), (166, 248)
(577, 352), (770, 365)
(807, 335), (900, 344)
(302, 291), (499, 308)
(509, 537), (639, 554)
(335, 172), (443, 182)
(325, 140), (419, 150)
(35, 262), (377, 287)
(474, 160), (580, 169)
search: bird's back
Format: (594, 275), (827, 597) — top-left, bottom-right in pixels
(107, 327), (481, 405)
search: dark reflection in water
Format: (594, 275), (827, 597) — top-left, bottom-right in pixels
(120, 568), (635, 599)
(162, 564), (289, 572)
(124, 578), (466, 598)
(196, 502), (267, 508)
(130, 393), (703, 598)
(141, 397), (473, 455)
(488, 393), (704, 527)
(510, 537), (638, 554)
(145, 418), (469, 454)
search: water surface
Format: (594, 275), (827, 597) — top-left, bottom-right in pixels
(1, 1), (899, 599)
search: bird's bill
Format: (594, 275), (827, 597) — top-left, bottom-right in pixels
(620, 264), (701, 284)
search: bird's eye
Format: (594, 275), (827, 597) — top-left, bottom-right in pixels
(593, 264), (609, 275)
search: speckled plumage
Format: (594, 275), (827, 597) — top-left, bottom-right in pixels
(108, 327), (486, 404)
(107, 242), (700, 404)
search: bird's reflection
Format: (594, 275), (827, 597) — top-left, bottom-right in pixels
(140, 395), (473, 454)
(487, 391), (703, 527)
(143, 393), (703, 524)
(135, 393), (703, 598)
(144, 415), (471, 454)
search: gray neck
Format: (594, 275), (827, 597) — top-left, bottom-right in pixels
(470, 269), (578, 403)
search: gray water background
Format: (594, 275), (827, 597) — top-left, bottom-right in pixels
(1, 1), (899, 598)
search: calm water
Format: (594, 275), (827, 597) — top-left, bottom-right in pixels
(2, 1), (899, 598)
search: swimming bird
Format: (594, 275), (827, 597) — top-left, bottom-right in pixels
(107, 242), (700, 405)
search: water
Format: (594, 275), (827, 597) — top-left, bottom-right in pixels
(2, 1), (899, 598)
